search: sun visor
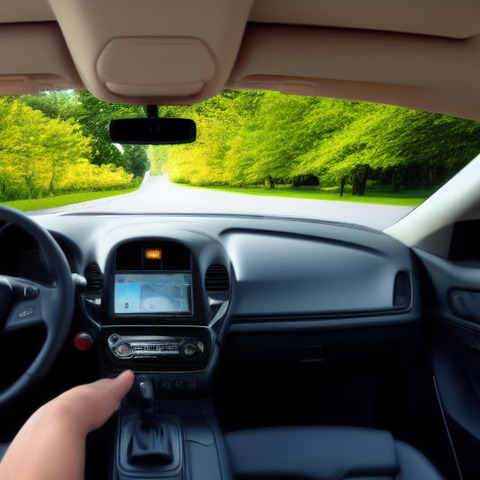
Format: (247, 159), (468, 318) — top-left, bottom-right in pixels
(97, 38), (215, 97)
(48, 0), (253, 105)
(0, 23), (82, 95)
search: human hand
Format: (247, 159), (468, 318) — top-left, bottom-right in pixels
(0, 370), (135, 480)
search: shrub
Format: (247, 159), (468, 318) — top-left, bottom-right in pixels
(292, 174), (320, 187)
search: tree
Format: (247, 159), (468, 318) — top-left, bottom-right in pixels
(148, 145), (170, 175)
(0, 98), (92, 198)
(0, 97), (134, 200)
(19, 90), (83, 120)
(122, 145), (150, 178)
(140, 90), (480, 194)
(20, 91), (148, 174)
(166, 92), (246, 185)
(241, 93), (316, 187)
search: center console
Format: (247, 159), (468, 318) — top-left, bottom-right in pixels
(113, 377), (233, 480)
(81, 236), (233, 480)
(98, 239), (231, 374)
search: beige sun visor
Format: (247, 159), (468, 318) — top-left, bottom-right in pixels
(47, 0), (253, 105)
(228, 24), (480, 121)
(0, 23), (82, 95)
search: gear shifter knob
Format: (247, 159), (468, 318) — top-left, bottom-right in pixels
(127, 375), (155, 410)
(119, 375), (181, 470)
(129, 375), (157, 429)
(137, 375), (154, 403)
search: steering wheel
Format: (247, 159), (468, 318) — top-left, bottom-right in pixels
(0, 206), (74, 406)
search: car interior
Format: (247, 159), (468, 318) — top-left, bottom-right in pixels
(2, 1), (480, 479)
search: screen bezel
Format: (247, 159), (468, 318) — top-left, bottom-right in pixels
(112, 270), (193, 316)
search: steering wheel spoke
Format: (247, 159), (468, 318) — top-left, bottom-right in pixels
(3, 278), (48, 333)
(0, 206), (74, 405)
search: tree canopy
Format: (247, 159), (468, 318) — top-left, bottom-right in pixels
(2, 89), (479, 201)
(19, 91), (150, 178)
(162, 90), (480, 194)
(0, 97), (134, 200)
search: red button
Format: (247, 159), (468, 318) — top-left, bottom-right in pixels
(74, 332), (93, 351)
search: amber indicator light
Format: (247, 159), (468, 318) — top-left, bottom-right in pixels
(145, 248), (162, 260)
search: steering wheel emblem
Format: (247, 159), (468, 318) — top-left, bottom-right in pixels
(18, 307), (34, 319)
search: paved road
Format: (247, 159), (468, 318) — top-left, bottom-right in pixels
(31, 174), (414, 230)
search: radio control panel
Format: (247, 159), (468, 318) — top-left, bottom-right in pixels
(107, 333), (205, 361)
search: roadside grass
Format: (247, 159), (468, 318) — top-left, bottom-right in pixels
(0, 188), (138, 211)
(0, 182), (431, 211)
(187, 185), (432, 207)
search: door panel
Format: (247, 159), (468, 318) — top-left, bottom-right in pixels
(415, 247), (480, 480)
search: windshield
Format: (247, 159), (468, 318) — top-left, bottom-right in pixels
(1, 90), (479, 229)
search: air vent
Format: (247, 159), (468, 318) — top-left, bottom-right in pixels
(205, 264), (229, 292)
(393, 271), (411, 308)
(84, 263), (104, 291)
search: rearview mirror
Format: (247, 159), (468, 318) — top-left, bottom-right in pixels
(110, 117), (196, 145)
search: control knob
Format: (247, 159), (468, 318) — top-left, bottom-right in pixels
(181, 341), (204, 358)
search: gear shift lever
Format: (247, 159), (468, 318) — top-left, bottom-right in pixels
(135, 376), (156, 427)
(129, 375), (154, 408)
(127, 376), (176, 466)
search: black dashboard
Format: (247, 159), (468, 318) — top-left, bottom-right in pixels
(1, 213), (422, 401)
(0, 211), (429, 480)
(37, 213), (421, 318)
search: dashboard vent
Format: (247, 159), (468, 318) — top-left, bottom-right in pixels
(393, 271), (411, 308)
(84, 263), (104, 290)
(205, 264), (229, 292)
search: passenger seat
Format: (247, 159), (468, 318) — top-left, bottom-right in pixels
(225, 426), (444, 479)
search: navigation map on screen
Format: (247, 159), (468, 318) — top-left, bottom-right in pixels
(114, 272), (191, 314)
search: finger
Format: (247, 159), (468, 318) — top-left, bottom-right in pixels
(107, 369), (136, 411)
(87, 370), (135, 429)
(61, 370), (135, 433)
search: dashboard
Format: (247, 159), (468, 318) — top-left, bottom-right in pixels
(1, 212), (422, 398)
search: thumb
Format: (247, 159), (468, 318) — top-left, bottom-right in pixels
(103, 369), (136, 411)
(65, 369), (135, 433)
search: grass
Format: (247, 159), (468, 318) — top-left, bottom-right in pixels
(0, 188), (138, 211)
(0, 183), (431, 212)
(187, 185), (432, 207)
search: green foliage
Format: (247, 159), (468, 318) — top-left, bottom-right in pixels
(4, 89), (480, 201)
(292, 174), (320, 187)
(122, 145), (150, 178)
(164, 91), (480, 195)
(148, 146), (170, 175)
(19, 91), (148, 175)
(0, 97), (134, 200)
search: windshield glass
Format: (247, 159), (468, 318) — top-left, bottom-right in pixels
(1, 90), (479, 229)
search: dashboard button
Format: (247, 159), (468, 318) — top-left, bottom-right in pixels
(74, 332), (93, 351)
(175, 380), (184, 390)
(115, 342), (133, 358)
(182, 344), (197, 357)
(161, 380), (172, 390)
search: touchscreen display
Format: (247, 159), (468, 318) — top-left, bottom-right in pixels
(114, 272), (192, 314)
